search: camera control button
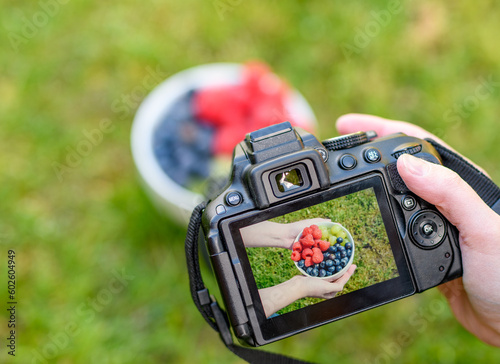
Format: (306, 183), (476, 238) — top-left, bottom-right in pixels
(364, 148), (381, 163)
(215, 204), (226, 215)
(339, 154), (357, 170)
(410, 210), (447, 248)
(422, 223), (435, 236)
(225, 192), (243, 206)
(402, 195), (417, 211)
(315, 147), (328, 162)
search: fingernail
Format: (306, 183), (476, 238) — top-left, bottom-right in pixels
(399, 154), (430, 176)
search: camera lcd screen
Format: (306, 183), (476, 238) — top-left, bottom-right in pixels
(241, 186), (398, 317)
(223, 174), (415, 343)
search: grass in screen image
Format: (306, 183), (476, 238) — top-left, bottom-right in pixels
(246, 188), (398, 315)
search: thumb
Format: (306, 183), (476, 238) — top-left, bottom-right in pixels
(397, 154), (500, 250)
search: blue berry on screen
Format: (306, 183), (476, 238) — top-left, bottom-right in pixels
(345, 242), (352, 250)
(336, 237), (343, 244)
(325, 259), (334, 267)
(298, 260), (305, 268)
(319, 269), (326, 277)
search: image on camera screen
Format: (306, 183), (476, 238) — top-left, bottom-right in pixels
(240, 187), (399, 318)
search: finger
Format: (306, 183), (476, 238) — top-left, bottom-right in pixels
(336, 113), (458, 148)
(397, 154), (500, 251)
(328, 265), (357, 286)
(336, 113), (489, 177)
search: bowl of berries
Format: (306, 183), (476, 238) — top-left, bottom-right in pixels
(131, 62), (317, 225)
(290, 223), (355, 280)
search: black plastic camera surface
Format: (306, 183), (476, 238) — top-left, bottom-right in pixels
(201, 122), (462, 346)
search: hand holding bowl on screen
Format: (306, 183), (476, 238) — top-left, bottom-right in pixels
(258, 265), (357, 317)
(239, 218), (331, 250)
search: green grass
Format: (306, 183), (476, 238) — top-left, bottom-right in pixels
(2, 0), (500, 363)
(247, 188), (398, 314)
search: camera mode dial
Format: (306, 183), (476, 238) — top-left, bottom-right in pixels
(322, 131), (377, 151)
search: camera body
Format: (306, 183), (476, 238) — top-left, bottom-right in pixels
(201, 122), (462, 346)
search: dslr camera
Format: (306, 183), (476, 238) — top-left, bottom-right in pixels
(199, 122), (462, 346)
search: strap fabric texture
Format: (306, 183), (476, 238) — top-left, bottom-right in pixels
(185, 139), (500, 364)
(426, 139), (500, 213)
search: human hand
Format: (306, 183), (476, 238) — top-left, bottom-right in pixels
(241, 218), (331, 249)
(283, 218), (332, 249)
(336, 113), (500, 347)
(298, 265), (356, 300)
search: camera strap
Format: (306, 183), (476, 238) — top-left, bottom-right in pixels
(185, 201), (313, 364)
(426, 139), (500, 215)
(185, 140), (500, 364)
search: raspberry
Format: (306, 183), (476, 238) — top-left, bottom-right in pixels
(301, 248), (313, 260)
(312, 247), (324, 264)
(299, 234), (314, 248)
(291, 251), (301, 262)
(311, 225), (322, 240)
(292, 242), (302, 252)
(302, 227), (312, 236)
(304, 256), (313, 267)
(318, 240), (330, 252)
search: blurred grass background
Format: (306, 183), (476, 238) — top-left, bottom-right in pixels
(1, 0), (500, 363)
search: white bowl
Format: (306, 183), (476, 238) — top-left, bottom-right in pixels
(131, 63), (317, 225)
(294, 222), (355, 280)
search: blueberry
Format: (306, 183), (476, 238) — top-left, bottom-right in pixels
(338, 245), (345, 252)
(335, 265), (342, 272)
(323, 252), (330, 259)
(346, 249), (352, 257)
(335, 243), (340, 248)
(340, 251), (346, 258)
(325, 270), (333, 276)
(335, 252), (341, 260)
(328, 246), (336, 254)
(320, 261), (326, 268)
(328, 254), (336, 261)
(334, 259), (340, 266)
(306, 267), (313, 275)
(298, 260), (305, 268)
(337, 237), (343, 244)
(340, 258), (348, 267)
(312, 268), (319, 277)
(327, 266), (336, 272)
(325, 260), (334, 267)
(319, 269), (327, 277)
(345, 242), (352, 250)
